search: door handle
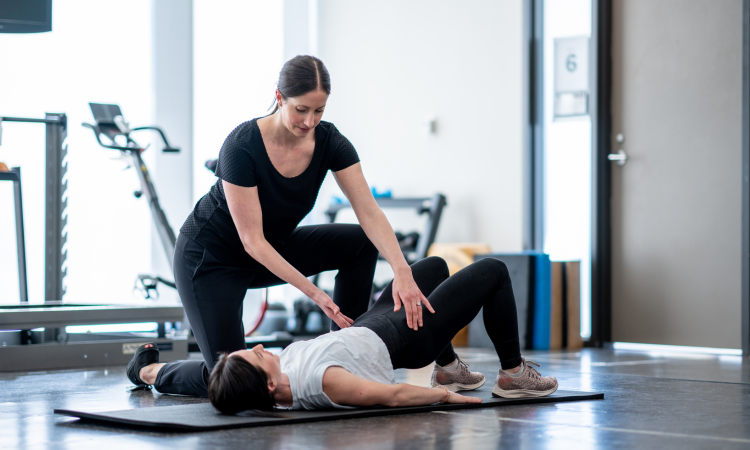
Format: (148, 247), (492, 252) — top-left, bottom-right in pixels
(608, 149), (627, 166)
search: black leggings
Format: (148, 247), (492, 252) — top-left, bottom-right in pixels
(154, 225), (457, 397)
(355, 256), (522, 370)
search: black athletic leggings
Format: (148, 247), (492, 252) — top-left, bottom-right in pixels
(355, 256), (522, 370)
(154, 225), (457, 397)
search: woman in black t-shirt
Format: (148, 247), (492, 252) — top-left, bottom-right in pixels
(127, 56), (485, 397)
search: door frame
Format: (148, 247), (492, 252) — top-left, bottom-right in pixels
(524, 0), (545, 252)
(741, 0), (750, 357)
(589, 0), (613, 348)
(590, 0), (750, 353)
(526, 0), (606, 346)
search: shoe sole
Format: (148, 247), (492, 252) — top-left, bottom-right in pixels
(430, 378), (486, 392)
(491, 380), (558, 398)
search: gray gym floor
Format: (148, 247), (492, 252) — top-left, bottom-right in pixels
(1, 347), (749, 450)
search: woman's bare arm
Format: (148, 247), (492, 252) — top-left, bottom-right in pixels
(223, 180), (352, 328)
(332, 164), (411, 280)
(322, 366), (482, 407)
(332, 163), (434, 331)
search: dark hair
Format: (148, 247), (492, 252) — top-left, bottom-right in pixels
(208, 352), (275, 415)
(268, 55), (331, 114)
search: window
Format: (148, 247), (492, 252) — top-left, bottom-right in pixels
(0, 1), (155, 304)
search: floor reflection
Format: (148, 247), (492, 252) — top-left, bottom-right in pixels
(2, 348), (750, 449)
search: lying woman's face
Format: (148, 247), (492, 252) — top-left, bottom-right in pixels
(231, 344), (281, 381)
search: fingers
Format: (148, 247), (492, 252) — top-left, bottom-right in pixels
(329, 309), (350, 329)
(407, 296), (417, 329)
(393, 292), (401, 312)
(448, 393), (482, 404)
(333, 314), (350, 329)
(320, 300), (351, 329)
(422, 296), (435, 314)
(417, 301), (423, 327)
(339, 312), (354, 325)
(403, 299), (414, 329)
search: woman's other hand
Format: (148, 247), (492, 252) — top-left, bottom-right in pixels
(392, 268), (435, 331)
(312, 290), (354, 329)
(446, 392), (482, 404)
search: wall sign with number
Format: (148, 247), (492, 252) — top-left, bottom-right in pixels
(554, 36), (590, 118)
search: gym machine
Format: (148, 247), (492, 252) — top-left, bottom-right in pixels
(325, 193), (447, 264)
(0, 113), (187, 372)
(83, 103), (180, 299)
(83, 104), (291, 350)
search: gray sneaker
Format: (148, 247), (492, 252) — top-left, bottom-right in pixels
(430, 357), (486, 392)
(492, 357), (558, 398)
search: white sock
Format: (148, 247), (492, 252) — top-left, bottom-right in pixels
(442, 359), (460, 372)
(507, 364), (525, 378)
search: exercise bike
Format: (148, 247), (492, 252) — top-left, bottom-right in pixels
(84, 105), (275, 338)
(83, 103), (179, 300)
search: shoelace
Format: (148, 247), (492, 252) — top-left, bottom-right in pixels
(524, 360), (543, 379)
(457, 357), (470, 371)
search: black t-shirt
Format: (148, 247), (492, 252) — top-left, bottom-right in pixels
(180, 119), (360, 266)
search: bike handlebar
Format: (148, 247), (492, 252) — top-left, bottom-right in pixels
(82, 122), (180, 153)
(131, 126), (180, 152)
(81, 122), (134, 152)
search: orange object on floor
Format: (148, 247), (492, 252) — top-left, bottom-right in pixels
(0, 162), (9, 172)
(427, 243), (492, 347)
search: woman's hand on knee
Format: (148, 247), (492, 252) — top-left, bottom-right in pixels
(312, 290), (354, 329)
(392, 272), (434, 331)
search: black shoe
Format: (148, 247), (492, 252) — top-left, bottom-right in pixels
(126, 343), (160, 390)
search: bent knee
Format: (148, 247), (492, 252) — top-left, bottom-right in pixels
(476, 257), (509, 278)
(419, 256), (450, 277)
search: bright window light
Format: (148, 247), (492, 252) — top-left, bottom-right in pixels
(0, 0), (155, 304)
(66, 323), (159, 334)
(613, 342), (742, 356)
(543, 0), (593, 339)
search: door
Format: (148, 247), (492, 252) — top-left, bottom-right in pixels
(610, 0), (743, 348)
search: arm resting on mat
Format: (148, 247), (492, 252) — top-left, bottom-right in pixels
(322, 367), (482, 407)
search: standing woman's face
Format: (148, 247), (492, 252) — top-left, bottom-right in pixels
(276, 88), (328, 138)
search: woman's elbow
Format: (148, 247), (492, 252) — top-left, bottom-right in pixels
(241, 236), (264, 260)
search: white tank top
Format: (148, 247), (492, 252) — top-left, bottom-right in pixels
(280, 327), (396, 410)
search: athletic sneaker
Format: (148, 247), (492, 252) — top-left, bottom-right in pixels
(430, 357), (486, 392)
(492, 357), (558, 398)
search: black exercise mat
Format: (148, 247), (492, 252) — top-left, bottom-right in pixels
(55, 388), (603, 431)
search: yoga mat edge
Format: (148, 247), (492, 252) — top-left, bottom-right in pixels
(54, 389), (604, 432)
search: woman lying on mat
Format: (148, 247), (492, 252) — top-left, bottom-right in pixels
(200, 256), (558, 413)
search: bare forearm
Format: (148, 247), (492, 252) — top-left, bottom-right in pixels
(388, 383), (447, 407)
(323, 367), (479, 408)
(244, 239), (319, 299)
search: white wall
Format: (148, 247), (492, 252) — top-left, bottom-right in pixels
(314, 0), (525, 251)
(192, 0), (283, 202)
